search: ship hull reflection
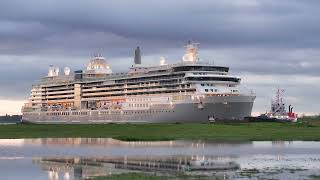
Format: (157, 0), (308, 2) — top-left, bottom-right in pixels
(34, 155), (240, 179)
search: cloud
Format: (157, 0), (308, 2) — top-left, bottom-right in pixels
(241, 74), (320, 87)
(0, 0), (320, 54)
(0, 100), (25, 115)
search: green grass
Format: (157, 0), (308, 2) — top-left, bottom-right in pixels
(87, 173), (211, 180)
(299, 116), (320, 126)
(87, 173), (166, 180)
(0, 117), (319, 141)
(309, 174), (320, 180)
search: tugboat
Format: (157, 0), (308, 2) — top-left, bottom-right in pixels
(248, 89), (298, 122)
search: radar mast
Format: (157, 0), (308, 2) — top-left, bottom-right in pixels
(182, 41), (200, 63)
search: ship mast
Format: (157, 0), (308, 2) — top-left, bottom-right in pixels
(275, 88), (285, 106)
(182, 41), (200, 63)
(271, 88), (285, 114)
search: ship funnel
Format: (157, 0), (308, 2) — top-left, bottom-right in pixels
(134, 46), (141, 65)
(289, 105), (291, 113)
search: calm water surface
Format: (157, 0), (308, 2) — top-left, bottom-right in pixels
(0, 138), (320, 179)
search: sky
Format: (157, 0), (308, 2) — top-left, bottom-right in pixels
(0, 0), (319, 115)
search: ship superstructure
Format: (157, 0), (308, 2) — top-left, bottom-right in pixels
(22, 42), (256, 123)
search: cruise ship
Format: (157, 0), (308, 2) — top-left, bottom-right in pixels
(22, 42), (256, 123)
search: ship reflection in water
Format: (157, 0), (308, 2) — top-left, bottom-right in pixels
(34, 155), (239, 180)
(1, 138), (320, 179)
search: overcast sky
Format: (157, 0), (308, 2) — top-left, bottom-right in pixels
(0, 0), (319, 115)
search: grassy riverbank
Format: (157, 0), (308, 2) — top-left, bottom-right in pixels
(0, 118), (319, 140)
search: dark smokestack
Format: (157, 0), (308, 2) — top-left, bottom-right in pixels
(289, 105), (291, 113)
(134, 46), (141, 65)
(291, 106), (293, 113)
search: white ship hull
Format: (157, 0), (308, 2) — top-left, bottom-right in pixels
(22, 95), (255, 124)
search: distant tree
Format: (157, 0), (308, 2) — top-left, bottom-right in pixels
(0, 115), (22, 123)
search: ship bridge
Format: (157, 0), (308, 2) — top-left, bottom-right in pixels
(173, 65), (229, 73)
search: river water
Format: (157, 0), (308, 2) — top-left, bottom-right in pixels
(0, 138), (319, 179)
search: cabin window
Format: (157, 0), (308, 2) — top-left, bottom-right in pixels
(205, 89), (208, 92)
(186, 77), (240, 83)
